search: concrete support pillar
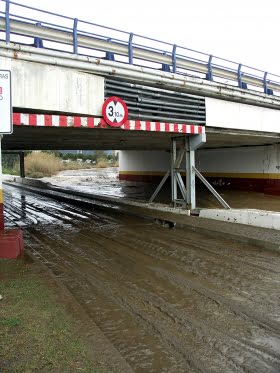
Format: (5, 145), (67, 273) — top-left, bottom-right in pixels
(0, 136), (4, 230)
(19, 152), (25, 178)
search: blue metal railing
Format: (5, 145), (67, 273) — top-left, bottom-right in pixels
(1, 0), (280, 96)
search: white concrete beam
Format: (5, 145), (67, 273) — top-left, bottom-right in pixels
(0, 56), (104, 116)
(1, 43), (280, 111)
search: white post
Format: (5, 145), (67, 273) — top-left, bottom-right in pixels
(186, 138), (196, 209)
(171, 139), (177, 205)
(187, 134), (206, 210)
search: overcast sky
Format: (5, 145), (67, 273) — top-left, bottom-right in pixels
(7, 0), (280, 75)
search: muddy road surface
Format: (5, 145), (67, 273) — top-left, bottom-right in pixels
(4, 184), (280, 372)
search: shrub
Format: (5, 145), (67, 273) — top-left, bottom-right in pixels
(95, 158), (109, 168)
(25, 152), (64, 178)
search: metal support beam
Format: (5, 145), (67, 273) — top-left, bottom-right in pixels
(105, 39), (115, 61)
(149, 134), (206, 210)
(172, 44), (177, 73)
(171, 138), (177, 203)
(73, 18), (78, 54)
(193, 166), (230, 209)
(5, 0), (10, 43)
(206, 55), (213, 81)
(19, 152), (25, 178)
(149, 170), (170, 203)
(189, 133), (207, 151)
(237, 64), (247, 89)
(186, 146), (195, 209)
(263, 72), (274, 95)
(34, 23), (44, 48)
(148, 133), (229, 210)
(128, 33), (133, 64)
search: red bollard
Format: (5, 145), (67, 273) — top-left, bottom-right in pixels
(0, 203), (4, 230)
(0, 230), (24, 259)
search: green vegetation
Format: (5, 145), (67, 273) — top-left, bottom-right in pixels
(2, 151), (119, 178)
(0, 259), (104, 373)
(59, 150), (118, 165)
(2, 168), (19, 176)
(2, 154), (20, 176)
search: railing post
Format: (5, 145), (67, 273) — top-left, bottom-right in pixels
(263, 72), (273, 95)
(5, 0), (10, 43)
(162, 63), (170, 72)
(73, 18), (78, 54)
(237, 64), (247, 89)
(206, 55), (213, 81)
(128, 33), (133, 64)
(34, 22), (43, 48)
(161, 52), (170, 72)
(105, 38), (115, 61)
(172, 44), (177, 73)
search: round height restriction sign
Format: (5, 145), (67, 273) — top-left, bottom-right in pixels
(102, 96), (128, 127)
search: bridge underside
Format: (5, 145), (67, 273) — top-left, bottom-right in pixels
(2, 126), (280, 151)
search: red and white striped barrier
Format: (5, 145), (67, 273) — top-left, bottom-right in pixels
(13, 113), (205, 135)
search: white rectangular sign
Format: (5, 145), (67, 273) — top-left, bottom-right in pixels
(0, 70), (12, 134)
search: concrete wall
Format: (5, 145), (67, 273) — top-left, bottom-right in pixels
(119, 150), (170, 182)
(119, 145), (280, 194)
(119, 151), (169, 173)
(0, 57), (104, 115)
(197, 146), (280, 174)
(206, 97), (280, 133)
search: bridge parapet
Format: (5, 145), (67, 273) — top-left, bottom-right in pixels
(1, 42), (280, 113)
(0, 0), (280, 99)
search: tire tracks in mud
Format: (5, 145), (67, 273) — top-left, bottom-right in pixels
(26, 229), (195, 372)
(25, 221), (280, 373)
(5, 185), (280, 372)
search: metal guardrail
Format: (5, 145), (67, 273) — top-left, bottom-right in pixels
(1, 0), (280, 95)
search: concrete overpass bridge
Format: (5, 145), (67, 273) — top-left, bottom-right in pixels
(3, 3), (280, 361)
(1, 0), (280, 217)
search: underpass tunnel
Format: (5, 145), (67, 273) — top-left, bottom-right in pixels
(1, 129), (207, 214)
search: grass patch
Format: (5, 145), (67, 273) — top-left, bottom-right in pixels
(0, 259), (104, 373)
(2, 168), (19, 176)
(0, 317), (21, 327)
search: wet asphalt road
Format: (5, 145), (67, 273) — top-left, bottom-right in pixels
(3, 184), (280, 372)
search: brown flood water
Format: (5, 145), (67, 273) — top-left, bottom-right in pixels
(4, 184), (280, 372)
(38, 167), (280, 212)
